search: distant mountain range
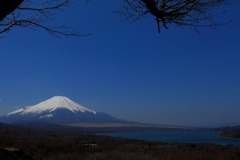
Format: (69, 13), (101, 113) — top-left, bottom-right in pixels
(0, 96), (125, 124)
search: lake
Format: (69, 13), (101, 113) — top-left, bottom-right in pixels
(100, 131), (240, 146)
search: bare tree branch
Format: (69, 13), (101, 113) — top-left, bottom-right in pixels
(0, 0), (84, 37)
(0, 0), (24, 21)
(119, 0), (232, 33)
(0, 0), (237, 36)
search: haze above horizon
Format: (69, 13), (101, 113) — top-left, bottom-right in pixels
(0, 1), (240, 127)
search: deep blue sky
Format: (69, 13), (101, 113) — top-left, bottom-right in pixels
(0, 1), (240, 126)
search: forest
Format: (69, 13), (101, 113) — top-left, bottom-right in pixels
(0, 123), (240, 160)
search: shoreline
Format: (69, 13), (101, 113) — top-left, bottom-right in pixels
(100, 131), (240, 147)
(220, 136), (240, 141)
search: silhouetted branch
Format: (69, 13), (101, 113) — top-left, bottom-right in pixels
(119, 0), (231, 33)
(0, 0), (237, 36)
(0, 0), (24, 21)
(0, 0), (84, 37)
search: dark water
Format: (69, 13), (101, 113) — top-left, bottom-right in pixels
(101, 131), (240, 146)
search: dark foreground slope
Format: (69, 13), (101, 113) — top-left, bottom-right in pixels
(1, 123), (240, 160)
(0, 148), (33, 160)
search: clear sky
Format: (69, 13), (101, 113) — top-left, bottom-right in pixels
(0, 1), (240, 127)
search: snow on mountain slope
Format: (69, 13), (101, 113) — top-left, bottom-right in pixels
(7, 96), (96, 116)
(0, 96), (124, 124)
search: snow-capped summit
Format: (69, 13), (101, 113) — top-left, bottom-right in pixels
(0, 96), (123, 124)
(7, 96), (96, 116)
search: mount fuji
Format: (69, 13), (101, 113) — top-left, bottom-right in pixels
(0, 96), (124, 124)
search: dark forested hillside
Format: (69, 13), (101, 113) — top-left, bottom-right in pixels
(217, 126), (240, 139)
(0, 123), (240, 160)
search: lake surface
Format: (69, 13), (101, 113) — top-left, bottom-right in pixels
(100, 131), (240, 146)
